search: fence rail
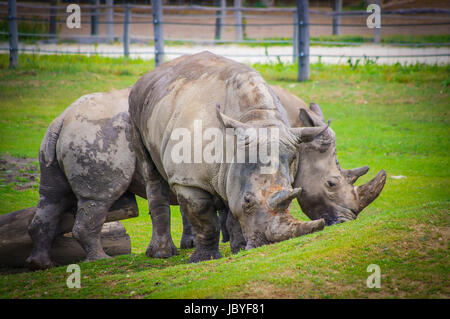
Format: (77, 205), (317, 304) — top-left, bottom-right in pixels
(2, 0), (450, 80)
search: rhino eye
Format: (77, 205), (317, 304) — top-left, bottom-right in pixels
(243, 192), (256, 208)
(327, 181), (336, 187)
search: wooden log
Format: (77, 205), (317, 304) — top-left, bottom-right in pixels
(1, 221), (131, 267)
(0, 192), (138, 267)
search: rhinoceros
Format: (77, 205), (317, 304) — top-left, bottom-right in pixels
(272, 86), (386, 224)
(128, 51), (332, 262)
(226, 86), (387, 252)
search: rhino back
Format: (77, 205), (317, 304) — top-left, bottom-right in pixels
(56, 88), (135, 200)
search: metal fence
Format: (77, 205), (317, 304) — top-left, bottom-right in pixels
(2, 0), (450, 80)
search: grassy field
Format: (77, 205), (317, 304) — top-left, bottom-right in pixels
(0, 54), (448, 298)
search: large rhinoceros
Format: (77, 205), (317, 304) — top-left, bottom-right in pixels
(129, 51), (329, 262)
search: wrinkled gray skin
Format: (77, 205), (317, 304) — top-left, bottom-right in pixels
(226, 87), (387, 252)
(129, 52), (326, 262)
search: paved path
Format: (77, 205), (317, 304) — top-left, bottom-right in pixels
(2, 42), (449, 65)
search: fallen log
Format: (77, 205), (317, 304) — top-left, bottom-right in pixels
(0, 191), (138, 267)
(0, 221), (131, 267)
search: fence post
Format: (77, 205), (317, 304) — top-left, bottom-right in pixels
(296, 0), (310, 82)
(8, 0), (18, 68)
(292, 12), (298, 63)
(90, 0), (99, 36)
(49, 0), (58, 40)
(123, 5), (130, 57)
(373, 0), (381, 44)
(234, 0), (243, 41)
(152, 0), (164, 66)
(214, 0), (226, 40)
(332, 0), (342, 35)
(106, 0), (114, 42)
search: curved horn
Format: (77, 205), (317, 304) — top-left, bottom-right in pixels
(291, 119), (331, 143)
(264, 188), (325, 244)
(356, 169), (387, 213)
(343, 166), (370, 184)
(267, 187), (302, 211)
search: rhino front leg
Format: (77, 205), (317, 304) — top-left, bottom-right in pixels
(226, 210), (246, 254)
(174, 186), (221, 263)
(146, 178), (178, 258)
(180, 208), (196, 249)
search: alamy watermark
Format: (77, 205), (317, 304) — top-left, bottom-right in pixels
(66, 4), (81, 29)
(170, 120), (280, 175)
(366, 4), (381, 29)
(66, 264), (81, 288)
(366, 264), (381, 288)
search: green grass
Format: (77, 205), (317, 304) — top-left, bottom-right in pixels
(0, 54), (449, 298)
(0, 19), (50, 42)
(199, 35), (450, 47)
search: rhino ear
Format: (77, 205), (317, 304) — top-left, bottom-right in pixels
(299, 108), (325, 128)
(290, 120), (330, 143)
(299, 109), (315, 127)
(216, 106), (251, 130)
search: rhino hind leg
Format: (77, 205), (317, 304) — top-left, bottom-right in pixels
(180, 208), (196, 249)
(26, 161), (76, 270)
(72, 198), (113, 262)
(145, 176), (178, 258)
(174, 186), (221, 263)
(26, 196), (75, 269)
(146, 203), (178, 258)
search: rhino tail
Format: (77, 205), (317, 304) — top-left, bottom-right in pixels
(40, 109), (69, 167)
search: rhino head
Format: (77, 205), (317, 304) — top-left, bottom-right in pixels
(294, 103), (386, 226)
(217, 109), (329, 249)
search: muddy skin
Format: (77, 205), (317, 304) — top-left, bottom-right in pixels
(26, 90), (194, 270)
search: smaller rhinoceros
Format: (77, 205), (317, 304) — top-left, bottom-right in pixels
(225, 86), (387, 253)
(273, 86), (386, 225)
(26, 88), (197, 269)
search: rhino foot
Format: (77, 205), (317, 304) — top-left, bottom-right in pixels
(146, 240), (178, 258)
(25, 254), (55, 270)
(180, 233), (196, 249)
(84, 251), (113, 262)
(188, 248), (222, 263)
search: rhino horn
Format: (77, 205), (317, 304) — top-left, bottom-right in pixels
(343, 165), (370, 184)
(267, 187), (302, 211)
(356, 169), (387, 213)
(265, 214), (325, 243)
(291, 119), (331, 143)
(264, 187), (325, 243)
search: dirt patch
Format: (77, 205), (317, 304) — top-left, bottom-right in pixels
(0, 155), (39, 190)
